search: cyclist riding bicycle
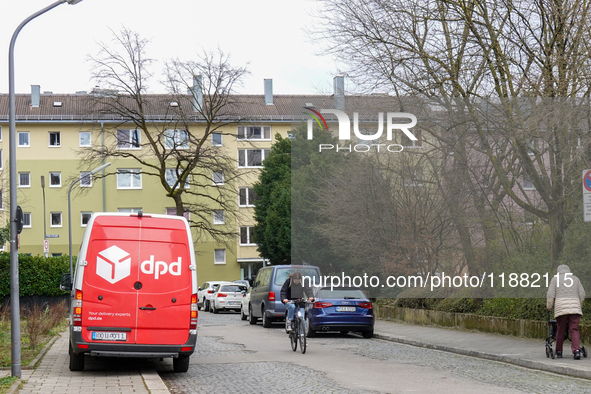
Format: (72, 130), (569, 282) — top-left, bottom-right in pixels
(280, 271), (314, 332)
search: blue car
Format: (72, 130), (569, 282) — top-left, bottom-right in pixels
(305, 287), (374, 338)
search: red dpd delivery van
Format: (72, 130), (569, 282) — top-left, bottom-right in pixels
(65, 212), (198, 372)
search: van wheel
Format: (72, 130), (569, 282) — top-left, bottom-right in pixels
(240, 306), (247, 321)
(262, 309), (272, 328)
(306, 317), (316, 338)
(249, 305), (257, 325)
(173, 355), (190, 373)
(69, 343), (84, 371)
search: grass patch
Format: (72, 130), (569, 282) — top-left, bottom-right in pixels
(0, 376), (19, 394)
(0, 301), (68, 368)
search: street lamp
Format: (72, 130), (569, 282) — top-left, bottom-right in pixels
(68, 162), (111, 279)
(8, 0), (85, 378)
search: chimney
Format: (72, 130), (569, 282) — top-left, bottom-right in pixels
(264, 79), (273, 105)
(333, 76), (345, 111)
(192, 75), (203, 111)
(31, 85), (40, 108)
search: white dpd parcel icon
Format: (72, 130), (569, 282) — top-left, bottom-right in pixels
(96, 245), (131, 284)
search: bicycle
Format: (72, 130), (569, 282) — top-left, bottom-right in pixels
(286, 299), (308, 354)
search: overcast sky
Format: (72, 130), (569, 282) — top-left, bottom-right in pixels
(1, 0), (339, 96)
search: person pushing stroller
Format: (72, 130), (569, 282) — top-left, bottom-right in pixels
(546, 264), (586, 359)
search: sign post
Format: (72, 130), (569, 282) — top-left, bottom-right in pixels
(583, 170), (591, 222)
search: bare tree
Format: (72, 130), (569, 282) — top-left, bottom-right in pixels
(81, 27), (250, 245)
(313, 0), (591, 269)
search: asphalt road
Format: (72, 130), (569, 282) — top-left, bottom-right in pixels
(158, 311), (591, 393)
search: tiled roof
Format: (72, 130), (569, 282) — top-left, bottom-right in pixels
(0, 93), (420, 123)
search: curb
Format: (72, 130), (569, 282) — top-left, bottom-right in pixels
(27, 334), (60, 369)
(5, 378), (22, 394)
(374, 333), (591, 380)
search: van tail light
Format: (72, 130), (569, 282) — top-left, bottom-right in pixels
(268, 291), (275, 301)
(358, 302), (373, 309)
(217, 293), (227, 298)
(313, 302), (333, 309)
(190, 293), (198, 329)
(73, 290), (83, 326)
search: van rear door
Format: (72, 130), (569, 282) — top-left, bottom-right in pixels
(135, 217), (192, 345)
(81, 216), (141, 345)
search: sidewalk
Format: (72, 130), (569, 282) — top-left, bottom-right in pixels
(3, 332), (170, 394)
(374, 319), (591, 380)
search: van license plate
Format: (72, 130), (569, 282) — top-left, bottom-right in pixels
(92, 332), (127, 341)
(336, 307), (356, 312)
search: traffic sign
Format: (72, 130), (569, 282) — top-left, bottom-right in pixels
(43, 240), (49, 254)
(46, 234), (59, 238)
(584, 170), (591, 222)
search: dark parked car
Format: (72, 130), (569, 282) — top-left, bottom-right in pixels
(248, 265), (321, 328)
(305, 287), (374, 338)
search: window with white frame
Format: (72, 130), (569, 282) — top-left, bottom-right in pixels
(214, 249), (226, 264)
(213, 170), (224, 185)
(213, 210), (225, 225)
(0, 125), (3, 141)
(0, 150), (3, 170)
(80, 171), (92, 187)
(118, 208), (143, 214)
(165, 169), (190, 189)
(401, 129), (423, 147)
(164, 129), (189, 149)
(117, 169), (142, 189)
(18, 132), (29, 147)
(403, 167), (424, 187)
(49, 132), (61, 147)
(49, 172), (61, 187)
(238, 149), (271, 167)
(212, 133), (222, 146)
(23, 212), (31, 228)
(117, 129), (141, 149)
(240, 226), (256, 245)
(523, 173), (535, 190)
(81, 211), (92, 226)
(165, 207), (190, 220)
(79, 131), (91, 147)
(239, 187), (258, 206)
(237, 126), (271, 140)
(50, 212), (62, 227)
(18, 172), (30, 187)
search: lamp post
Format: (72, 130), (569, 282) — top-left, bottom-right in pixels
(41, 176), (47, 257)
(68, 162), (111, 279)
(8, 0), (85, 378)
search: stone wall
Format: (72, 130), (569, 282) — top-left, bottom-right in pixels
(375, 304), (591, 343)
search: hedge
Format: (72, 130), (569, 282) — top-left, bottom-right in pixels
(0, 253), (72, 298)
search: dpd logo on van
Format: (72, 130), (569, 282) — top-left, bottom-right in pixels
(96, 245), (131, 284)
(140, 256), (182, 279)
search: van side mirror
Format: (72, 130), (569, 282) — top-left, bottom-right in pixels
(60, 273), (72, 292)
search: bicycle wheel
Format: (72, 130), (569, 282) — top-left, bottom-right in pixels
(299, 317), (307, 354)
(290, 320), (298, 352)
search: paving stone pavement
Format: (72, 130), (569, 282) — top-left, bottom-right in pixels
(11, 332), (169, 394)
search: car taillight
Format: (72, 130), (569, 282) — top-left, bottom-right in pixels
(268, 291), (275, 301)
(217, 293), (227, 298)
(358, 302), (373, 309)
(313, 302), (333, 308)
(73, 290), (83, 326)
(190, 293), (198, 329)
(207, 290), (213, 294)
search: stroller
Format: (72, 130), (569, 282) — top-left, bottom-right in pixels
(545, 312), (588, 359)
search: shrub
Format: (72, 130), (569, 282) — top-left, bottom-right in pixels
(0, 253), (71, 298)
